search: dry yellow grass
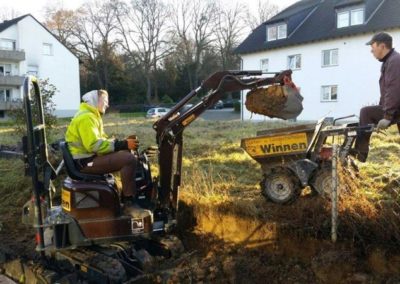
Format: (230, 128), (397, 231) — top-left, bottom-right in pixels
(1, 114), (399, 246)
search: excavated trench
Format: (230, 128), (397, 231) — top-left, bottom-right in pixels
(0, 199), (400, 283)
(174, 198), (400, 284)
(1, 175), (400, 283)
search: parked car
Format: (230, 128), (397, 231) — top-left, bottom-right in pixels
(143, 104), (157, 112)
(222, 99), (238, 108)
(146, 107), (170, 118)
(213, 100), (224, 109)
(182, 104), (194, 113)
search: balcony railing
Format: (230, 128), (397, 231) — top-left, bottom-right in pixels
(0, 48), (25, 62)
(0, 100), (22, 110)
(0, 75), (24, 86)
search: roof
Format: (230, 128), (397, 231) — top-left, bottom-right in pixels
(0, 14), (78, 59)
(236, 0), (400, 54)
(0, 14), (29, 33)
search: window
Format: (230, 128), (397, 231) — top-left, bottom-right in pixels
(277, 24), (287, 39)
(27, 65), (38, 76)
(11, 91), (20, 102)
(0, 64), (11, 76)
(337, 11), (349, 28)
(0, 111), (4, 118)
(267, 26), (277, 41)
(322, 49), (338, 67)
(0, 89), (11, 102)
(288, 54), (301, 70)
(321, 86), (338, 102)
(337, 7), (364, 28)
(267, 23), (287, 41)
(351, 9), (364, 25)
(0, 39), (16, 50)
(42, 43), (53, 55)
(260, 58), (269, 72)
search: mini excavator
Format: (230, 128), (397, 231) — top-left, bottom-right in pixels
(17, 70), (298, 282)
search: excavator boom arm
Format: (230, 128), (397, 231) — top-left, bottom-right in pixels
(152, 70), (293, 213)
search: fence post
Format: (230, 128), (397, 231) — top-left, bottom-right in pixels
(331, 144), (339, 243)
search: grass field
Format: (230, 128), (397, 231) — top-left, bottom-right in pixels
(0, 114), (399, 220)
(0, 115), (399, 282)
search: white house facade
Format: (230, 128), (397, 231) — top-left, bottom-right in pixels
(236, 0), (400, 121)
(0, 14), (80, 119)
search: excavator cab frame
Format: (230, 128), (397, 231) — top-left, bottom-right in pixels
(21, 76), (57, 257)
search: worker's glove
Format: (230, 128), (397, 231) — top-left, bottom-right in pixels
(377, 118), (391, 130)
(126, 135), (139, 151)
(114, 138), (139, 151)
(126, 138), (139, 151)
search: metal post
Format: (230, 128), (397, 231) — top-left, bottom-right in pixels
(331, 144), (339, 243)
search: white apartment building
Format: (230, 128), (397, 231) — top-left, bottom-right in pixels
(236, 0), (400, 121)
(0, 14), (80, 119)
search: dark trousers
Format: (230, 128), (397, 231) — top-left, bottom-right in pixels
(80, 151), (137, 197)
(354, 105), (400, 157)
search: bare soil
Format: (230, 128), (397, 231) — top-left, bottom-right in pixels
(1, 189), (400, 283)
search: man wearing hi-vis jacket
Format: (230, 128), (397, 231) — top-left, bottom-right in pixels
(65, 89), (151, 218)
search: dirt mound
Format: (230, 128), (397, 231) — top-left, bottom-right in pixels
(175, 194), (400, 283)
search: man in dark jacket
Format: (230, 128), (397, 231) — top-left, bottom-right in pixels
(352, 32), (400, 162)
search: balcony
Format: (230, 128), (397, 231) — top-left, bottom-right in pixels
(0, 49), (25, 62)
(0, 75), (24, 86)
(0, 100), (22, 110)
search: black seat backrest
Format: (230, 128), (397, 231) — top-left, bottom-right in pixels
(60, 141), (106, 182)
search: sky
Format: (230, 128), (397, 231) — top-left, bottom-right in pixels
(0, 0), (299, 21)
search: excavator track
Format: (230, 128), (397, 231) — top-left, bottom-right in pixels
(54, 248), (127, 283)
(2, 236), (185, 283)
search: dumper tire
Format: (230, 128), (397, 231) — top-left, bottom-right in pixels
(261, 168), (301, 204)
(310, 165), (332, 198)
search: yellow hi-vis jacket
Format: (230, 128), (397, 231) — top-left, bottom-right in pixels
(65, 102), (114, 159)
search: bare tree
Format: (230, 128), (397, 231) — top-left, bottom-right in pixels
(44, 7), (80, 50)
(114, 0), (171, 103)
(214, 3), (246, 70)
(71, 0), (120, 89)
(171, 0), (218, 90)
(244, 0), (280, 31)
(0, 7), (21, 22)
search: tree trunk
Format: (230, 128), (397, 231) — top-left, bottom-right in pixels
(146, 76), (152, 104)
(153, 78), (159, 103)
(187, 67), (194, 91)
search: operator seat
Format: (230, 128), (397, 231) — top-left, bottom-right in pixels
(60, 141), (121, 219)
(60, 141), (109, 182)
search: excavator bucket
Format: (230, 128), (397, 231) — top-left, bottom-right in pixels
(245, 84), (304, 120)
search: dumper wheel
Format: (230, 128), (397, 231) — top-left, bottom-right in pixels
(261, 168), (301, 204)
(310, 166), (332, 198)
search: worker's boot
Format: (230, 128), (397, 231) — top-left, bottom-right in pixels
(348, 148), (368, 163)
(122, 198), (153, 235)
(122, 198), (152, 219)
